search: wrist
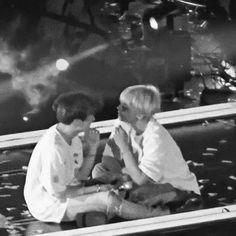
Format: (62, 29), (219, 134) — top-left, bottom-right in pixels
(86, 153), (96, 157)
(88, 147), (97, 155)
(85, 150), (96, 158)
(120, 148), (130, 156)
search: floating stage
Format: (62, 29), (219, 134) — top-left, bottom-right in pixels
(1, 102), (236, 235)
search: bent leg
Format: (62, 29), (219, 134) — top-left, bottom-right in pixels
(128, 183), (202, 212)
(92, 159), (123, 184)
(64, 190), (170, 223)
(63, 191), (110, 221)
(107, 191), (170, 220)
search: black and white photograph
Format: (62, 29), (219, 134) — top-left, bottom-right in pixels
(0, 0), (236, 235)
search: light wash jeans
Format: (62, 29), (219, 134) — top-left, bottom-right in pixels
(63, 191), (110, 221)
(63, 189), (170, 222)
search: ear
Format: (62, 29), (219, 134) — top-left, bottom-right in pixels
(73, 118), (83, 127)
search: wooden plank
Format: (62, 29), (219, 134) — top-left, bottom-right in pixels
(39, 205), (236, 236)
(1, 102), (236, 149)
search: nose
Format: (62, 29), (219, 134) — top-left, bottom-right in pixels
(90, 115), (95, 122)
(117, 104), (121, 111)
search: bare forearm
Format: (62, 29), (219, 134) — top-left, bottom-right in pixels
(66, 183), (114, 198)
(122, 151), (147, 185)
(76, 154), (96, 180)
(66, 185), (101, 198)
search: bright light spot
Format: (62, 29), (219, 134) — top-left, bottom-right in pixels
(56, 59), (69, 71)
(225, 67), (236, 78)
(149, 17), (159, 30)
(22, 109), (39, 122)
(221, 60), (230, 68)
(222, 60), (236, 78)
(22, 116), (29, 122)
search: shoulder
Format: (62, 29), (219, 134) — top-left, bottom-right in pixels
(35, 125), (65, 155)
(143, 117), (172, 144)
(144, 117), (163, 135)
(40, 125), (63, 145)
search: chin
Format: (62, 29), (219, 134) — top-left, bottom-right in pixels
(118, 115), (124, 122)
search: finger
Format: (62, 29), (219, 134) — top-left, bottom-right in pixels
(94, 129), (99, 134)
(117, 126), (124, 133)
(115, 128), (122, 136)
(114, 127), (119, 133)
(117, 125), (125, 132)
(89, 128), (99, 134)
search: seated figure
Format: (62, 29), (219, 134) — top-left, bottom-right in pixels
(92, 85), (201, 211)
(24, 90), (169, 226)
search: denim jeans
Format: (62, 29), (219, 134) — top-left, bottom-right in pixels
(63, 191), (110, 221)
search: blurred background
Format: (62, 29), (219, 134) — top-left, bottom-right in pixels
(0, 0), (236, 135)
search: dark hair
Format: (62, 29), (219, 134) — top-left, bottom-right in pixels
(52, 91), (102, 124)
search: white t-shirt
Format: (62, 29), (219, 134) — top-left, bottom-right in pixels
(24, 124), (83, 223)
(103, 117), (200, 195)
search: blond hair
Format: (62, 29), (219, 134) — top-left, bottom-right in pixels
(120, 84), (161, 117)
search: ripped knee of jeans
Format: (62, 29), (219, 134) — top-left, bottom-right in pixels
(106, 191), (123, 216)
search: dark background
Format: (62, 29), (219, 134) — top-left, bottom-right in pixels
(0, 0), (236, 135)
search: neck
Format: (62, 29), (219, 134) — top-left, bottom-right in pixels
(57, 123), (77, 145)
(133, 119), (149, 135)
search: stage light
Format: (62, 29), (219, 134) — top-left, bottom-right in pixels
(143, 1), (178, 31)
(22, 109), (40, 122)
(56, 59), (69, 71)
(221, 60), (236, 79)
(22, 116), (29, 122)
(149, 17), (159, 30)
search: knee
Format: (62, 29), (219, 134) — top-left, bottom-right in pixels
(92, 163), (107, 178)
(106, 191), (122, 216)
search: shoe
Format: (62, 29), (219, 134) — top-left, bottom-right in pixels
(75, 211), (108, 228)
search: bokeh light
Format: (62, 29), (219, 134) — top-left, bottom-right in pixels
(55, 59), (69, 71)
(149, 17), (159, 30)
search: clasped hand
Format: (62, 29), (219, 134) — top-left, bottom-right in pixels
(84, 128), (100, 147)
(113, 126), (130, 153)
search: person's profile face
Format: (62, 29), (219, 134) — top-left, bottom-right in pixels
(82, 114), (95, 130)
(117, 100), (137, 124)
